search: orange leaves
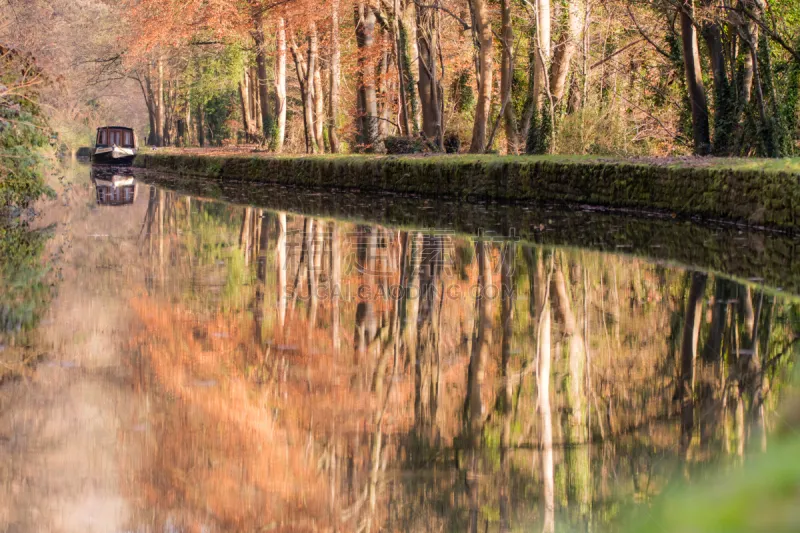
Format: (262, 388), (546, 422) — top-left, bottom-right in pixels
(125, 0), (328, 57)
(125, 0), (249, 57)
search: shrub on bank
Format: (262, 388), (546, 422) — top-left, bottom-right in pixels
(0, 46), (52, 214)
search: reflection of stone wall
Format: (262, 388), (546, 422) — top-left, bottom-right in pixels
(135, 169), (800, 298)
(134, 153), (800, 230)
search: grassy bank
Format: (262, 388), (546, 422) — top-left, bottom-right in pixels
(134, 151), (800, 231)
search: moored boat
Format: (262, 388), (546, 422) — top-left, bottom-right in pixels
(93, 126), (137, 165)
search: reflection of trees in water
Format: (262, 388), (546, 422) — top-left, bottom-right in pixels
(463, 241), (493, 533)
(126, 195), (800, 532)
(0, 221), (51, 380)
(415, 234), (443, 442)
(498, 242), (515, 533)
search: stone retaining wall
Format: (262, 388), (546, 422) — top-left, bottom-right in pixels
(134, 153), (800, 231)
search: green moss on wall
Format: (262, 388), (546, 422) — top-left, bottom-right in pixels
(134, 153), (800, 231)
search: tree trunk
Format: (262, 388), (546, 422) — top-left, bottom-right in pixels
(163, 80), (174, 146)
(196, 103), (204, 147)
(702, 17), (728, 101)
(313, 62), (326, 151)
(308, 24), (322, 153)
(500, 0), (518, 152)
(329, 2), (341, 152)
(679, 0), (711, 155)
(139, 71), (156, 145)
(701, 11), (733, 154)
(185, 94), (192, 145)
(146, 106), (156, 146)
(238, 72), (253, 142)
(746, 32), (772, 155)
(393, 0), (411, 136)
(378, 50), (390, 138)
(290, 28), (319, 154)
(156, 54), (165, 146)
(415, 0), (443, 147)
(251, 67), (263, 133)
(550, 0), (583, 104)
(291, 43), (310, 152)
(519, 22), (538, 142)
(275, 18), (288, 151)
(468, 0), (494, 153)
(254, 11), (274, 141)
(740, 1), (760, 106)
(533, 0), (552, 111)
(355, 3), (380, 150)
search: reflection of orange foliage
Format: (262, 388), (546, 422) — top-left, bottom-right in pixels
(274, 311), (382, 436)
(124, 244), (494, 531)
(129, 297), (332, 532)
(126, 292), (433, 532)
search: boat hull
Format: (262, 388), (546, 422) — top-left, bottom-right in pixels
(93, 146), (136, 166)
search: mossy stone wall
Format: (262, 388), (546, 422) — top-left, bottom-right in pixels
(134, 153), (800, 231)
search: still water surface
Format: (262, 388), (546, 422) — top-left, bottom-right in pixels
(0, 164), (797, 532)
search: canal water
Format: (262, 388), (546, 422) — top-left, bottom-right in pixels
(0, 163), (797, 532)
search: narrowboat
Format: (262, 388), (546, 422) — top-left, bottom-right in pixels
(93, 126), (137, 165)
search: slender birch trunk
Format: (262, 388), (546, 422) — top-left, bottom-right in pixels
(156, 54), (165, 146)
(533, 0), (552, 111)
(313, 62), (326, 151)
(550, 0), (583, 104)
(329, 1), (341, 152)
(275, 18), (288, 151)
(238, 72), (252, 141)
